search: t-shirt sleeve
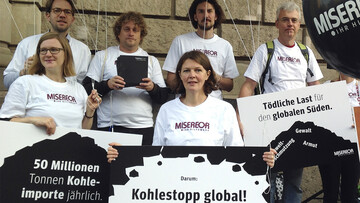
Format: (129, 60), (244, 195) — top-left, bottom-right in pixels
(223, 104), (244, 146)
(244, 44), (267, 83)
(222, 43), (239, 79)
(152, 106), (166, 146)
(3, 39), (29, 89)
(162, 37), (181, 73)
(306, 47), (323, 83)
(86, 51), (104, 82)
(75, 45), (92, 84)
(0, 78), (28, 118)
(149, 56), (166, 87)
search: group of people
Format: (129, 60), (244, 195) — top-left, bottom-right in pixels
(0, 0), (359, 202)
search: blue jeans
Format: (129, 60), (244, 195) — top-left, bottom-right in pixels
(270, 168), (303, 203)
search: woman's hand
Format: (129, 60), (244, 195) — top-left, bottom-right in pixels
(11, 116), (56, 135)
(86, 89), (102, 112)
(107, 142), (121, 163)
(263, 148), (277, 168)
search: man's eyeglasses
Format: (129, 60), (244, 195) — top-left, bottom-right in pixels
(51, 8), (73, 16)
(39, 48), (64, 55)
(279, 17), (299, 24)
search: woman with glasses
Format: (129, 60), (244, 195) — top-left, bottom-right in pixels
(0, 32), (101, 135)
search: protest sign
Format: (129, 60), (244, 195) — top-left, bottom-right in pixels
(237, 82), (359, 171)
(109, 146), (270, 203)
(0, 121), (142, 202)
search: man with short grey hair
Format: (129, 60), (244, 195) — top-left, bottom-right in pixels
(238, 2), (323, 202)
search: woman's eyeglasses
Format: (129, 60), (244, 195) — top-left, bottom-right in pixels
(39, 48), (64, 55)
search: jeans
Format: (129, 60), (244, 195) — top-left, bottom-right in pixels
(270, 168), (303, 203)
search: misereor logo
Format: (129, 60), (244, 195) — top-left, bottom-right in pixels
(175, 121), (210, 131)
(313, 0), (360, 36)
(47, 93), (77, 104)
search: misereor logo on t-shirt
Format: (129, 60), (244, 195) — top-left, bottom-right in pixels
(276, 56), (301, 64)
(193, 48), (218, 57)
(47, 93), (77, 104)
(175, 121), (210, 132)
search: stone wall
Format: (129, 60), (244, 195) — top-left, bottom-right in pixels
(0, 0), (340, 202)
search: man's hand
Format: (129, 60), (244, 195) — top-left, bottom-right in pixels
(136, 78), (154, 91)
(107, 76), (126, 90)
(20, 56), (34, 76)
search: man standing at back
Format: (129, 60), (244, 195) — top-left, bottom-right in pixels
(163, 0), (239, 99)
(3, 0), (91, 89)
(83, 12), (167, 145)
(238, 2), (323, 203)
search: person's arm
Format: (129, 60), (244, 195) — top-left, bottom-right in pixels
(238, 77), (258, 97)
(140, 56), (169, 104)
(307, 80), (320, 86)
(263, 148), (277, 168)
(107, 142), (121, 163)
(3, 41), (33, 89)
(82, 89), (102, 129)
(219, 42), (239, 92)
(236, 78), (258, 136)
(83, 76), (112, 96)
(166, 72), (177, 91)
(223, 103), (244, 146)
(137, 78), (170, 104)
(10, 117), (56, 135)
(215, 74), (233, 92)
(75, 46), (92, 84)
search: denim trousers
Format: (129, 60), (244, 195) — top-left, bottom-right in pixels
(270, 168), (303, 203)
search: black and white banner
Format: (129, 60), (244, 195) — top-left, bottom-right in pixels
(108, 146), (270, 203)
(1, 121), (273, 202)
(0, 121), (142, 202)
(237, 82), (359, 171)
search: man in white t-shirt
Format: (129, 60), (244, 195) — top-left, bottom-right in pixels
(83, 12), (167, 145)
(163, 0), (239, 99)
(3, 0), (91, 89)
(238, 2), (323, 203)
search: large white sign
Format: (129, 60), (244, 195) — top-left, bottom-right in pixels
(237, 82), (356, 146)
(237, 82), (359, 171)
(0, 121), (142, 202)
(109, 146), (270, 203)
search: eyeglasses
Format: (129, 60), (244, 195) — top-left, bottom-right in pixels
(279, 17), (299, 24)
(51, 8), (73, 16)
(39, 48), (64, 55)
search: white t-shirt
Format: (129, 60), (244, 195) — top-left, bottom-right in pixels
(345, 79), (360, 107)
(3, 33), (91, 89)
(86, 46), (166, 128)
(153, 96), (244, 146)
(163, 32), (239, 99)
(244, 38), (323, 93)
(0, 75), (88, 129)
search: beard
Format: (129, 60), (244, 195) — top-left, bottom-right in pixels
(197, 19), (215, 31)
(198, 24), (214, 31)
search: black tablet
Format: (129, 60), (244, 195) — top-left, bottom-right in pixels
(116, 55), (148, 87)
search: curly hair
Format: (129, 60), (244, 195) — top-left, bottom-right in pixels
(28, 32), (75, 77)
(175, 50), (217, 97)
(113, 11), (148, 44)
(188, 0), (225, 29)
